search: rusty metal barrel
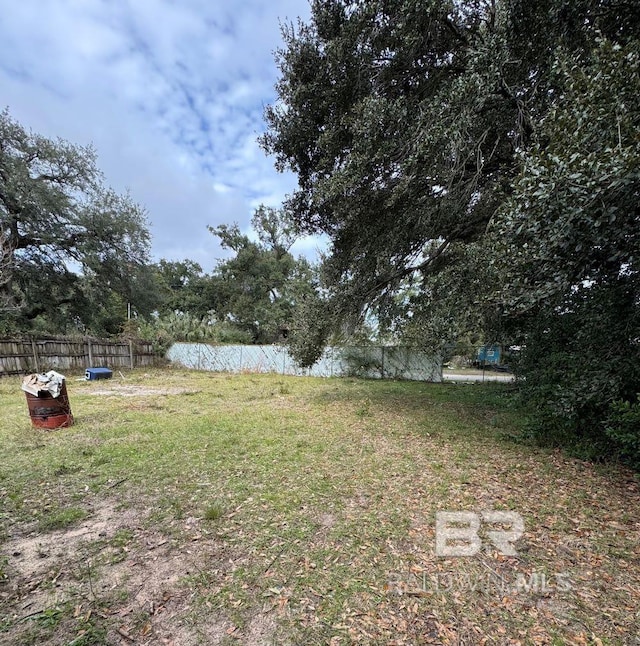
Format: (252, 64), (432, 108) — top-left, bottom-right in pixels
(24, 379), (74, 429)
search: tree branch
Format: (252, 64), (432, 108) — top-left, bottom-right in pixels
(364, 239), (452, 300)
(443, 17), (469, 45)
(24, 294), (79, 320)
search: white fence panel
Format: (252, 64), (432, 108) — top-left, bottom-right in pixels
(167, 343), (442, 382)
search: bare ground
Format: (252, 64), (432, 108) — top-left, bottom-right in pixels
(0, 500), (275, 646)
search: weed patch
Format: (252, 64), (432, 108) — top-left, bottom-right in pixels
(38, 507), (88, 533)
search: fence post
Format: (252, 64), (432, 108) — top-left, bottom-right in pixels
(381, 345), (385, 380)
(87, 339), (93, 366)
(129, 340), (134, 369)
(31, 338), (39, 373)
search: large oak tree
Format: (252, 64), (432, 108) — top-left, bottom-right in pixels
(262, 0), (640, 463)
(262, 0), (638, 351)
(0, 110), (153, 335)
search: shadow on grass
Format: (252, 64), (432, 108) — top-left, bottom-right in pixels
(310, 378), (524, 440)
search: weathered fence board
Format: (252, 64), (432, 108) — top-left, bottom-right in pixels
(0, 338), (156, 376)
(167, 343), (442, 382)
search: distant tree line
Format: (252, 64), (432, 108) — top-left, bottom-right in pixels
(138, 206), (317, 350)
(0, 109), (316, 347)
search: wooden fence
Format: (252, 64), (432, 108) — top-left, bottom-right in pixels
(0, 337), (156, 376)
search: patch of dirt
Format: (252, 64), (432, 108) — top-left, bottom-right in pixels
(245, 614), (277, 645)
(0, 500), (272, 646)
(78, 385), (201, 397)
(318, 513), (336, 529)
(1, 502), (141, 614)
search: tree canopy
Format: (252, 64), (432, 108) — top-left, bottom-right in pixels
(263, 0), (638, 343)
(0, 109), (154, 335)
(136, 206), (317, 348)
(207, 206), (317, 343)
(490, 38), (640, 461)
(263, 0), (640, 464)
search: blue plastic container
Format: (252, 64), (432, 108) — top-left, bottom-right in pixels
(85, 367), (113, 381)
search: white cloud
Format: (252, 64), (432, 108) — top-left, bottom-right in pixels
(0, 0), (317, 271)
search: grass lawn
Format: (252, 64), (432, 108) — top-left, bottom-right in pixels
(0, 368), (639, 645)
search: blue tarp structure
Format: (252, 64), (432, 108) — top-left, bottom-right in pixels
(476, 345), (501, 365)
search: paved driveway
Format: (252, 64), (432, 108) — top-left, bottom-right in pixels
(442, 371), (514, 383)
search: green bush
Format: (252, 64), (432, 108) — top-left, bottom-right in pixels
(605, 398), (640, 467)
(514, 279), (640, 466)
(136, 313), (253, 356)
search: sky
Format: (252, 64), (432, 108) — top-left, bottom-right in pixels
(0, 0), (320, 271)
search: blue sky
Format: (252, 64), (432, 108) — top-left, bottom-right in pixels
(0, 0), (320, 271)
